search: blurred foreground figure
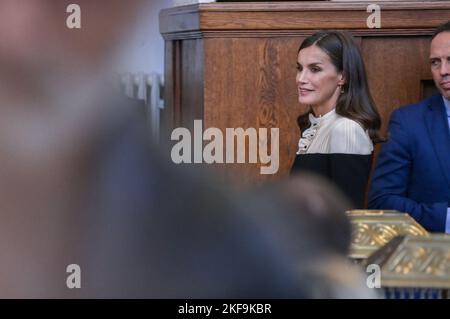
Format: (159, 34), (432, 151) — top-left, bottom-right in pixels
(0, 0), (151, 297)
(0, 0), (374, 298)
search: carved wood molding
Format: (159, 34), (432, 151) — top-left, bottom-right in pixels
(161, 28), (438, 40)
(160, 1), (450, 40)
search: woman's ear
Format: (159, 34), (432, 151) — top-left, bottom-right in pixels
(338, 73), (346, 86)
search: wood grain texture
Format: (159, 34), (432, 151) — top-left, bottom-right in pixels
(203, 37), (305, 184)
(362, 36), (432, 135)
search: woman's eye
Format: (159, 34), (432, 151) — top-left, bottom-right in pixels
(310, 67), (320, 73)
(296, 65), (302, 71)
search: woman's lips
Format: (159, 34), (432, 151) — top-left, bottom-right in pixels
(298, 88), (314, 96)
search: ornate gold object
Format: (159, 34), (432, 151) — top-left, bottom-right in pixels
(366, 235), (450, 289)
(346, 210), (429, 260)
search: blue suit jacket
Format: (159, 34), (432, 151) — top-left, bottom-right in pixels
(368, 94), (450, 232)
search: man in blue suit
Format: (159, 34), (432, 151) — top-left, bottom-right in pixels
(369, 21), (450, 233)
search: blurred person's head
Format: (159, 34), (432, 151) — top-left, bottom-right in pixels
(0, 0), (143, 104)
(0, 0), (146, 170)
(430, 21), (450, 99)
(0, 0), (147, 297)
(273, 173), (353, 254)
(80, 160), (312, 298)
(232, 173), (375, 298)
(0, 0), (146, 201)
(78, 162), (365, 298)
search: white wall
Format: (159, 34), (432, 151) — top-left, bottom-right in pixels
(116, 0), (172, 75)
(116, 0), (216, 75)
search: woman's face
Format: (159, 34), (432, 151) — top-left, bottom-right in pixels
(296, 45), (344, 110)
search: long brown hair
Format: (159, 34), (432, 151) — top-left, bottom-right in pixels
(297, 31), (384, 143)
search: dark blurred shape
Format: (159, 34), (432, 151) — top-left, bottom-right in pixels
(237, 174), (376, 298)
(273, 173), (353, 255)
(74, 113), (309, 298)
(73, 133), (373, 298)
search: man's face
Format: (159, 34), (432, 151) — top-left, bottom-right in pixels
(430, 31), (450, 99)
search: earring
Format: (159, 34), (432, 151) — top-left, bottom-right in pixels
(340, 86), (345, 94)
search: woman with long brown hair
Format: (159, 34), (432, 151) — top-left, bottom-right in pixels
(291, 30), (383, 208)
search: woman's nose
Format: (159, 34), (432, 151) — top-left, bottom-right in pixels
(296, 70), (307, 84)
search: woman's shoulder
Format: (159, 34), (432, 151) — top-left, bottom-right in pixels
(331, 116), (365, 134)
(328, 116), (373, 154)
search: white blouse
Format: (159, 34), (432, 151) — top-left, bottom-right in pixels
(296, 109), (373, 155)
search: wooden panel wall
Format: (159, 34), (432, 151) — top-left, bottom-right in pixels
(362, 37), (433, 133)
(204, 37), (304, 183)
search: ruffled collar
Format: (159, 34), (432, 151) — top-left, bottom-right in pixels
(297, 108), (337, 154)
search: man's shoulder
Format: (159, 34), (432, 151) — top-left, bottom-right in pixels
(393, 94), (441, 118)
